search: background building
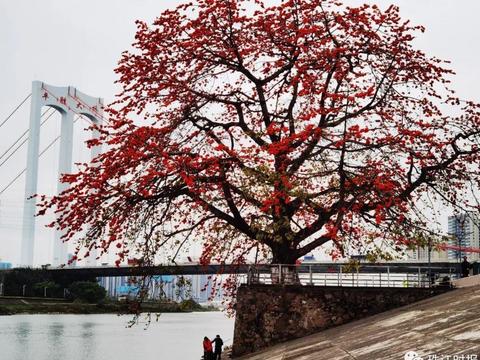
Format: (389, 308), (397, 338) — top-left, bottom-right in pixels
(408, 247), (448, 262)
(0, 261), (12, 269)
(98, 276), (131, 298)
(97, 274), (224, 304)
(448, 213), (480, 262)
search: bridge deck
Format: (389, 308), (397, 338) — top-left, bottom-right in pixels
(0, 262), (458, 278)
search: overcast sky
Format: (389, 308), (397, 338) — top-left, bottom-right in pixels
(0, 0), (479, 265)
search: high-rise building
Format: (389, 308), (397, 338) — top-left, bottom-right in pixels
(191, 274), (210, 303)
(96, 274), (225, 303)
(408, 247), (448, 262)
(98, 276), (130, 298)
(448, 213), (480, 262)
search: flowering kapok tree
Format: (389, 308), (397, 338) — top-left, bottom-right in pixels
(39, 0), (480, 267)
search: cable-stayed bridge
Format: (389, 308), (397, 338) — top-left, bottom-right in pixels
(0, 81), (104, 268)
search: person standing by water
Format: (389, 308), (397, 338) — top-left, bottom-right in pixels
(203, 336), (213, 360)
(211, 335), (224, 360)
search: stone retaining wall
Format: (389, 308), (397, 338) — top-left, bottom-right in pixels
(232, 284), (449, 357)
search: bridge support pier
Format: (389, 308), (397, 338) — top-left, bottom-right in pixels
(20, 81), (103, 267)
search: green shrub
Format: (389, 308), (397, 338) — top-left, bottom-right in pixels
(33, 281), (61, 297)
(3, 268), (51, 297)
(179, 298), (202, 311)
(68, 281), (106, 303)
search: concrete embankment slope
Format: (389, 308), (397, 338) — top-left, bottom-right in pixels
(237, 285), (480, 359)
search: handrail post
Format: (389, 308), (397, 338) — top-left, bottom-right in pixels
(279, 264), (282, 284)
(339, 265), (343, 287)
(418, 267), (421, 287)
(387, 266), (390, 287)
(309, 265), (313, 285)
(356, 266), (359, 287)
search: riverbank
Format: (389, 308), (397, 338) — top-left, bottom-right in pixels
(0, 296), (218, 315)
(0, 312), (235, 360)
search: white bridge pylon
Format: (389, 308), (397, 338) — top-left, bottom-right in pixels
(21, 81), (103, 267)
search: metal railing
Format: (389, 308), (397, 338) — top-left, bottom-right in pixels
(0, 282), (68, 298)
(240, 264), (457, 288)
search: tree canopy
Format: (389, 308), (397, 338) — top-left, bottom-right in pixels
(68, 281), (107, 303)
(39, 0), (480, 266)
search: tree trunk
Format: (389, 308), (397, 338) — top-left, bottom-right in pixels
(270, 244), (300, 285)
(271, 242), (298, 265)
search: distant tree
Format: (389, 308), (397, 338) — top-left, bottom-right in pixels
(33, 281), (61, 298)
(179, 298), (203, 311)
(3, 268), (52, 297)
(39, 0), (480, 268)
(68, 281), (106, 303)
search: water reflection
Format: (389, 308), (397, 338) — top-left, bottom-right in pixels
(80, 322), (95, 359)
(48, 322), (65, 360)
(0, 313), (234, 360)
(14, 322), (31, 360)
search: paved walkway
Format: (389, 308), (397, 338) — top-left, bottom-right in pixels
(237, 285), (480, 359)
(453, 274), (480, 288)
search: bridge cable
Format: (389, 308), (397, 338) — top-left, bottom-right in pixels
(0, 93), (32, 130)
(0, 108), (54, 162)
(0, 115), (85, 197)
(0, 108), (56, 168)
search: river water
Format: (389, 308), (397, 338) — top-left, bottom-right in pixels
(0, 312), (235, 360)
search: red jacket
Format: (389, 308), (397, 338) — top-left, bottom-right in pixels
(203, 340), (213, 352)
